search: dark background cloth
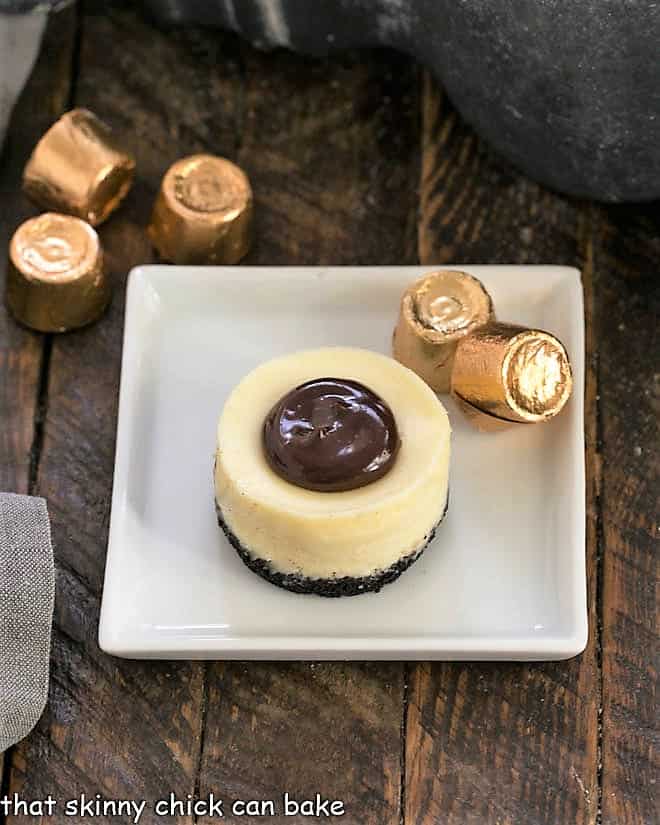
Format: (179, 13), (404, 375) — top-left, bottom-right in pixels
(0, 1), (59, 11)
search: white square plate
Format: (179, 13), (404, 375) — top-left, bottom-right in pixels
(99, 266), (587, 660)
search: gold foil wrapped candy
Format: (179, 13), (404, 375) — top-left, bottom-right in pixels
(23, 109), (135, 226)
(6, 213), (109, 333)
(451, 322), (573, 427)
(393, 270), (495, 393)
(148, 154), (253, 265)
(452, 394), (520, 433)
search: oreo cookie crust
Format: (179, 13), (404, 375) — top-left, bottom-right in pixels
(216, 496), (448, 598)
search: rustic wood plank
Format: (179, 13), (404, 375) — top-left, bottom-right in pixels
(405, 73), (600, 825)
(234, 42), (420, 266)
(196, 42), (421, 825)
(593, 204), (658, 825)
(0, 1), (77, 791)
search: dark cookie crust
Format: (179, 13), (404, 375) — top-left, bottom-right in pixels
(215, 496), (448, 598)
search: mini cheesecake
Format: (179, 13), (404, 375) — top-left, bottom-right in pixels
(214, 347), (450, 596)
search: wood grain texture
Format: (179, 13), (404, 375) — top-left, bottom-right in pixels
(233, 42), (420, 266)
(199, 663), (405, 824)
(0, 2), (77, 791)
(405, 74), (600, 825)
(594, 204), (659, 825)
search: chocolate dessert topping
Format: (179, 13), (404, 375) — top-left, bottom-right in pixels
(263, 378), (400, 492)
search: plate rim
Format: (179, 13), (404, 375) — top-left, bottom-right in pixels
(99, 264), (587, 661)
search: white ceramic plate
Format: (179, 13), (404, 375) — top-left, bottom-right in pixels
(99, 266), (587, 660)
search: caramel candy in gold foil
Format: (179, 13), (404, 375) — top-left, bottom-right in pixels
(6, 213), (109, 333)
(148, 154), (253, 264)
(23, 109), (135, 226)
(453, 394), (520, 433)
(451, 322), (573, 426)
(393, 270), (495, 393)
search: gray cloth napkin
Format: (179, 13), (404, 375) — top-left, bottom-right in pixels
(0, 493), (54, 753)
(0, 8), (46, 147)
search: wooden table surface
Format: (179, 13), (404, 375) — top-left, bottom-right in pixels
(0, 3), (657, 824)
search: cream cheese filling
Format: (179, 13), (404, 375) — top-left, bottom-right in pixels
(215, 347), (451, 579)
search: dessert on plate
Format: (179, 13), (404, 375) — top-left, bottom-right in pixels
(214, 347), (451, 596)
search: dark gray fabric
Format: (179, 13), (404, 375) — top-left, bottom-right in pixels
(0, 2), (58, 13)
(0, 494), (54, 754)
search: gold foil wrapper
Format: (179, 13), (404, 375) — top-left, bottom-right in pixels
(6, 213), (109, 333)
(453, 394), (516, 433)
(392, 270), (495, 392)
(148, 154), (253, 265)
(23, 109), (135, 226)
(451, 322), (573, 425)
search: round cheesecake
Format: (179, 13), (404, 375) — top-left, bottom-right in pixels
(214, 347), (451, 596)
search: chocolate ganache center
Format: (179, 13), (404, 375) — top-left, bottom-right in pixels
(263, 378), (401, 492)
